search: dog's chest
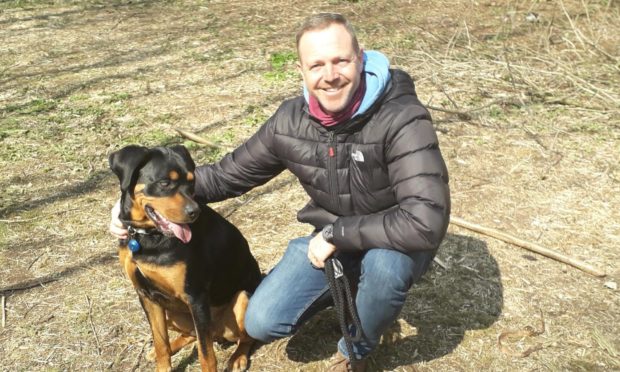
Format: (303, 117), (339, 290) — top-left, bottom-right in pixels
(119, 247), (190, 308)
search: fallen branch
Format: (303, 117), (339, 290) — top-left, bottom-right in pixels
(450, 216), (606, 277)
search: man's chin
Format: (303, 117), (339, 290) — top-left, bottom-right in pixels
(318, 99), (348, 114)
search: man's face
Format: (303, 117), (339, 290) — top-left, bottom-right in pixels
(297, 23), (363, 114)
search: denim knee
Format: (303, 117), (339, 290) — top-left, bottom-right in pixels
(244, 300), (291, 343)
(360, 250), (417, 293)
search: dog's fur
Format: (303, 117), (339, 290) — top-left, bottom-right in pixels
(109, 145), (262, 372)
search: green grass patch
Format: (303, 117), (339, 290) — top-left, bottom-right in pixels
(264, 51), (297, 82)
(105, 92), (131, 103)
(242, 105), (268, 127)
(3, 99), (58, 115)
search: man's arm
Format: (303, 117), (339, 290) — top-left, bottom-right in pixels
(194, 115), (286, 203)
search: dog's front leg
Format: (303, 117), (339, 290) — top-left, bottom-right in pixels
(188, 293), (217, 372)
(139, 296), (172, 372)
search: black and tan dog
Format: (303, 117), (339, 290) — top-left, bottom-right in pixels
(109, 145), (262, 372)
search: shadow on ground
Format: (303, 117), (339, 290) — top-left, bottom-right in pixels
(284, 233), (503, 369)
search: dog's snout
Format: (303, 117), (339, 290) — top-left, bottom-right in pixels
(185, 203), (200, 220)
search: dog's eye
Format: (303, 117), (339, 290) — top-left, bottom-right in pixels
(159, 179), (171, 187)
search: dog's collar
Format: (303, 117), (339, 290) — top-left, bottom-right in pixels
(128, 226), (158, 236)
(126, 226), (159, 253)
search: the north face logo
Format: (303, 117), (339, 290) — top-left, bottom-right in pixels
(351, 150), (364, 162)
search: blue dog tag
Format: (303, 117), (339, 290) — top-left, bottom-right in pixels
(128, 239), (141, 253)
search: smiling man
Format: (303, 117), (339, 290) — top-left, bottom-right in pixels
(110, 13), (450, 371)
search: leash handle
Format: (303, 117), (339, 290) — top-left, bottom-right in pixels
(325, 257), (366, 369)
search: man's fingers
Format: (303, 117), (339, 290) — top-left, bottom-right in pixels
(109, 199), (128, 239)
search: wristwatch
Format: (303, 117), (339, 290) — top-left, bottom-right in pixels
(321, 224), (334, 244)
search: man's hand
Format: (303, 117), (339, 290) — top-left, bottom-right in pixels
(109, 199), (128, 240)
(307, 232), (336, 269)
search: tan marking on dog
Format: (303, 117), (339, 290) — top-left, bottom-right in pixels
(169, 170), (179, 180)
(141, 193), (195, 223)
(119, 247), (173, 370)
(187, 172), (194, 181)
(129, 193), (155, 228)
(135, 261), (188, 300)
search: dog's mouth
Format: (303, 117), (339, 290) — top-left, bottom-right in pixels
(144, 205), (192, 243)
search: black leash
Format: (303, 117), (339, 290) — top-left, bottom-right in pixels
(324, 257), (365, 370)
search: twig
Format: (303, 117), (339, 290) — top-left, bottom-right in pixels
(0, 277), (59, 295)
(27, 253), (44, 270)
(433, 256), (448, 270)
(223, 196), (257, 218)
(450, 216), (606, 277)
(174, 128), (232, 151)
(560, 0), (617, 63)
(559, 0), (586, 49)
(86, 295), (102, 355)
(0, 217), (39, 223)
(426, 105), (473, 120)
(130, 339), (147, 372)
(498, 309), (545, 357)
(1, 296), (6, 328)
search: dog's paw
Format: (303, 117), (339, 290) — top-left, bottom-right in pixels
(226, 355), (248, 372)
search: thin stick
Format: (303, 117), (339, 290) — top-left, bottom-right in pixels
(426, 105), (473, 120)
(1, 296), (6, 327)
(450, 216), (606, 277)
(130, 339), (147, 372)
(0, 277), (59, 295)
(86, 295), (102, 355)
(174, 128), (231, 151)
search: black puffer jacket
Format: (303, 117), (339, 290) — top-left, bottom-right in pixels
(195, 69), (450, 256)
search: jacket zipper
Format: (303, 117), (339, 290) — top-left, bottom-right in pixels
(327, 131), (339, 210)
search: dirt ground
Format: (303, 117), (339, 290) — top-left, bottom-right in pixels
(1, 0), (618, 371)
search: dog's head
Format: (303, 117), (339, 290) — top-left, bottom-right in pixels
(109, 145), (200, 243)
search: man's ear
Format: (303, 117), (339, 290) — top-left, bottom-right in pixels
(169, 145), (195, 171)
(108, 145), (150, 193)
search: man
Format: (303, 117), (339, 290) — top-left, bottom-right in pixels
(110, 13), (450, 371)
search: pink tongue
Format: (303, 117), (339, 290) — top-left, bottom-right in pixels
(170, 223), (192, 243)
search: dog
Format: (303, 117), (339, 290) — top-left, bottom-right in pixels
(109, 145), (262, 372)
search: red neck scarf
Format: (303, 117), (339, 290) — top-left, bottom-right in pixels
(309, 74), (366, 127)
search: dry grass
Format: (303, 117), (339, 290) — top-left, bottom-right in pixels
(1, 0), (619, 371)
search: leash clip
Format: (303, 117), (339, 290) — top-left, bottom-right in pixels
(331, 258), (344, 279)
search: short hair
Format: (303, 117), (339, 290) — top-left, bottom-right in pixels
(295, 13), (360, 54)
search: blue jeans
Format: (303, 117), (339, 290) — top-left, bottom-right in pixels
(245, 235), (434, 359)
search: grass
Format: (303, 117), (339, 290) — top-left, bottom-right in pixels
(0, 0), (618, 371)
(264, 51), (298, 82)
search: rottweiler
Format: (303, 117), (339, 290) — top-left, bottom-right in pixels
(109, 145), (262, 372)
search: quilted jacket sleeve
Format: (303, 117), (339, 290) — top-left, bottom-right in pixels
(332, 105), (451, 254)
(194, 116), (285, 203)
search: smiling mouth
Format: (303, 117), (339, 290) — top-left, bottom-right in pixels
(323, 86), (343, 93)
(144, 205), (192, 243)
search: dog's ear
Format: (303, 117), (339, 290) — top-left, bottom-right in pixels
(109, 145), (151, 192)
(169, 145), (196, 171)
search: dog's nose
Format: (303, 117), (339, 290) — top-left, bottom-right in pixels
(185, 203), (199, 220)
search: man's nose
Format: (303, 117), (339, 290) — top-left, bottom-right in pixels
(322, 64), (338, 82)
